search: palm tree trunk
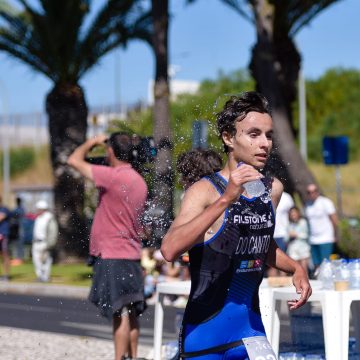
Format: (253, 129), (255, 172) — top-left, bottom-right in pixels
(151, 0), (174, 247)
(249, 0), (316, 202)
(46, 84), (89, 260)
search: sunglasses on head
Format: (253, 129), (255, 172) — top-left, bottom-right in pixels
(307, 189), (318, 194)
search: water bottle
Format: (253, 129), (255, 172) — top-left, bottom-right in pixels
(164, 341), (179, 360)
(349, 336), (357, 351)
(238, 162), (265, 197)
(279, 352), (305, 360)
(349, 259), (360, 289)
(174, 310), (184, 336)
(317, 258), (334, 290)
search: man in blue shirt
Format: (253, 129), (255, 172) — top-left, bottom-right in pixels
(0, 195), (11, 281)
(10, 197), (26, 265)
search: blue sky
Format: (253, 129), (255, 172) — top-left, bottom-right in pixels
(0, 0), (359, 114)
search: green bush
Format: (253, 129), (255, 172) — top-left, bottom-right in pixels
(0, 146), (36, 177)
(338, 218), (360, 258)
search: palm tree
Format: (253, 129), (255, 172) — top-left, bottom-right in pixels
(127, 0), (173, 247)
(0, 0), (150, 258)
(149, 0), (174, 247)
(216, 0), (341, 200)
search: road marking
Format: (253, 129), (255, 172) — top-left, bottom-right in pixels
(61, 321), (177, 338)
(0, 302), (57, 313)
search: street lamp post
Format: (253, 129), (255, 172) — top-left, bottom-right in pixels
(0, 80), (10, 205)
(299, 69), (307, 161)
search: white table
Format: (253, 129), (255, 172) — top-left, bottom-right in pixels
(270, 284), (360, 360)
(153, 280), (273, 360)
(153, 281), (191, 360)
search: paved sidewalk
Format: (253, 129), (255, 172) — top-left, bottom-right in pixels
(0, 326), (153, 360)
(0, 281), (154, 359)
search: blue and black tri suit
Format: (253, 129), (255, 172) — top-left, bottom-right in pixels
(180, 173), (275, 360)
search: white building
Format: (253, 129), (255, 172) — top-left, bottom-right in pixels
(147, 79), (200, 105)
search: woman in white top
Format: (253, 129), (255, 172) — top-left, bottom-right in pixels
(286, 206), (311, 273)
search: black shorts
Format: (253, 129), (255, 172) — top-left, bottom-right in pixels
(89, 258), (146, 320)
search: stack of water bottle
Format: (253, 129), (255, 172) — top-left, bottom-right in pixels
(279, 354), (324, 360)
(317, 257), (360, 290)
(164, 310), (183, 360)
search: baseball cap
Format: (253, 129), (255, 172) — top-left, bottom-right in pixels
(36, 200), (49, 210)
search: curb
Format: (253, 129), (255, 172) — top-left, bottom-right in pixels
(0, 281), (89, 299)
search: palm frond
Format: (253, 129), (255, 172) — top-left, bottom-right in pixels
(0, 32), (52, 78)
(127, 9), (152, 44)
(0, 9), (55, 77)
(0, 0), (153, 84)
(268, 0), (343, 37)
(221, 0), (254, 23)
(76, 0), (150, 78)
(288, 0), (343, 36)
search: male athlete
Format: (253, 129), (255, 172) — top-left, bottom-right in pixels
(161, 91), (312, 360)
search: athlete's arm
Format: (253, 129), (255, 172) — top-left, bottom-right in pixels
(267, 178), (312, 309)
(267, 241), (312, 309)
(161, 164), (262, 262)
(161, 180), (229, 262)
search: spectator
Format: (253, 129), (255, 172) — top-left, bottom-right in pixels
(10, 197), (26, 266)
(286, 206), (311, 273)
(304, 183), (338, 274)
(0, 195), (11, 281)
(22, 212), (36, 259)
(141, 247), (157, 299)
(268, 191), (294, 277)
(176, 148), (223, 191)
(142, 247), (184, 305)
(32, 200), (58, 282)
(273, 192), (295, 251)
(67, 132), (148, 360)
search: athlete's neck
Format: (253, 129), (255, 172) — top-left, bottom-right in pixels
(218, 161), (232, 180)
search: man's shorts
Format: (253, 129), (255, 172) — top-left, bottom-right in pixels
(89, 258), (146, 320)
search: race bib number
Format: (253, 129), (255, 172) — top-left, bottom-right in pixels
(243, 336), (277, 360)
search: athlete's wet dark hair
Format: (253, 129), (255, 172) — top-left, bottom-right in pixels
(216, 91), (271, 153)
(106, 132), (133, 162)
(176, 149), (223, 189)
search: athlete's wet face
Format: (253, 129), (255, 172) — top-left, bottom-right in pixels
(222, 111), (273, 169)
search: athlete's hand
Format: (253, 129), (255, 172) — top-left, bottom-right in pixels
(222, 163), (263, 203)
(288, 266), (312, 310)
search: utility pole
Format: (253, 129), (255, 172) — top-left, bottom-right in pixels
(114, 49), (121, 113)
(299, 70), (307, 161)
(0, 80), (10, 205)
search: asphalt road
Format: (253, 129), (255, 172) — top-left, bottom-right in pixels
(0, 292), (335, 356)
(0, 293), (181, 347)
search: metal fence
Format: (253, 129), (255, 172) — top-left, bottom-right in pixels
(0, 102), (148, 148)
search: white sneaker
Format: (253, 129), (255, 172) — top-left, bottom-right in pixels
(172, 296), (188, 308)
(163, 296), (174, 306)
